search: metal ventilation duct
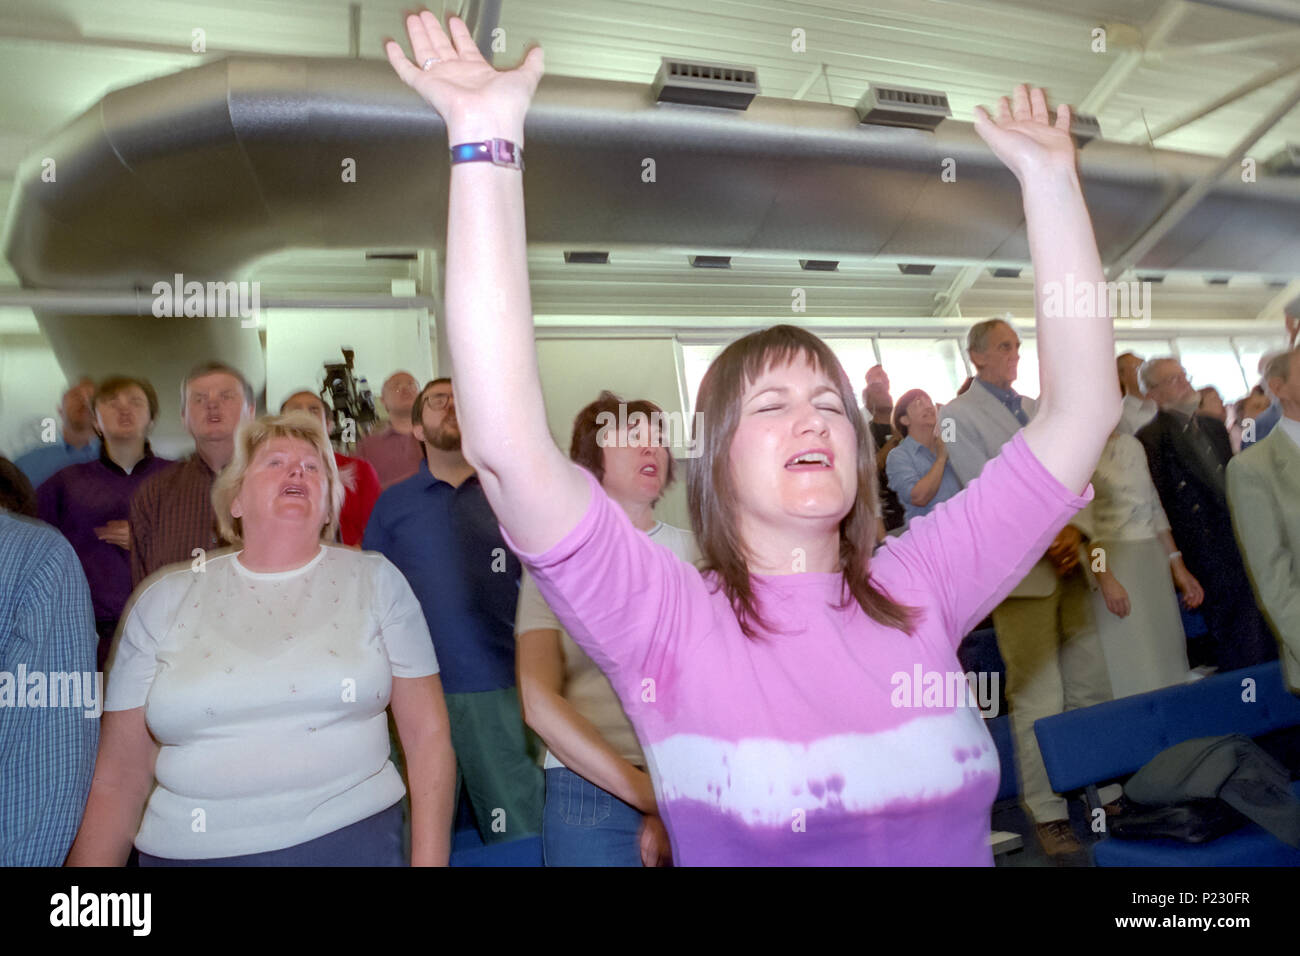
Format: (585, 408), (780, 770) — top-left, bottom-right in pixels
(5, 55), (1300, 293)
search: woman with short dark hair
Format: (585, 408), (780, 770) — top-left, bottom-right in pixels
(517, 391), (696, 866)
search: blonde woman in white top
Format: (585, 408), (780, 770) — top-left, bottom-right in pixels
(68, 413), (455, 866)
(516, 392), (699, 866)
(1082, 427), (1205, 697)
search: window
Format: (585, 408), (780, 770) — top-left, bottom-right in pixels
(1013, 337), (1040, 400)
(874, 338), (968, 406)
(821, 339), (884, 409)
(1232, 336), (1286, 392)
(1175, 337), (1249, 400)
(679, 343), (724, 418)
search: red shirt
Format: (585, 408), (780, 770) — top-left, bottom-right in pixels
(334, 452), (380, 546)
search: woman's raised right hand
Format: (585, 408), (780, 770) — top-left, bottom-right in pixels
(385, 12), (544, 143)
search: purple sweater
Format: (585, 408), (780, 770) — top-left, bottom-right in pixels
(507, 433), (1089, 865)
(37, 447), (174, 622)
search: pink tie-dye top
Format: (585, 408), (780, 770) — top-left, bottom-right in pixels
(502, 433), (1090, 865)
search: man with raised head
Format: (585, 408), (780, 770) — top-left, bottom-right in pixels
(1242, 307), (1299, 449)
(1137, 356), (1275, 671)
(1227, 346), (1300, 693)
(944, 317), (1117, 860)
(364, 378), (542, 844)
(129, 361), (254, 583)
(356, 371), (425, 489)
(15, 378), (99, 488)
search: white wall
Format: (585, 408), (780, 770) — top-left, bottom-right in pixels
(0, 329), (69, 460)
(535, 336), (691, 530)
(264, 309), (435, 425)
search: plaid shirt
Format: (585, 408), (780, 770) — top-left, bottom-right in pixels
(129, 453), (227, 585)
(0, 512), (98, 865)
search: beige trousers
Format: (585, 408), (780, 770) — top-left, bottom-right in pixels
(992, 569), (1120, 823)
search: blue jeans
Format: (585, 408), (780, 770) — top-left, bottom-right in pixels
(542, 767), (643, 867)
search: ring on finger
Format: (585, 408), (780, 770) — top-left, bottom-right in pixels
(422, 57), (441, 70)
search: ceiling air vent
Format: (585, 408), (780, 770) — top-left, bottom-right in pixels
(800, 259), (839, 271)
(1264, 143), (1300, 175)
(897, 263), (936, 276)
(1136, 274), (1166, 284)
(654, 58), (759, 109)
(990, 267), (1022, 278)
(855, 84), (951, 131)
(563, 251), (610, 264)
(1070, 112), (1103, 148)
(689, 255), (732, 269)
(365, 251), (418, 261)
(1206, 276), (1231, 285)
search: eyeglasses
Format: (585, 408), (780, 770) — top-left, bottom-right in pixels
(424, 393), (452, 410)
(1152, 370), (1190, 390)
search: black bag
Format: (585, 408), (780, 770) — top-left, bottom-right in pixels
(1109, 798), (1251, 844)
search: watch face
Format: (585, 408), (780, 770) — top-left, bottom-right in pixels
(492, 139), (520, 166)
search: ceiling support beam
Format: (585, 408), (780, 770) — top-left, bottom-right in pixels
(0, 289), (436, 312)
(1254, 278), (1300, 322)
(792, 63), (826, 101)
(1145, 59), (1300, 141)
(931, 265), (983, 317)
(1187, 0), (1300, 26)
(463, 0), (503, 64)
(1146, 26), (1300, 59)
(1079, 0), (1187, 117)
(1106, 73), (1300, 280)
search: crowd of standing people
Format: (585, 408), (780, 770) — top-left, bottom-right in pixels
(2, 11), (1299, 868)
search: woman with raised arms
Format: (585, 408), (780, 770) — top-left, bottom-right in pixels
(385, 12), (1118, 865)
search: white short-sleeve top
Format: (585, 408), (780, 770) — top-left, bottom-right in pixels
(1084, 432), (1172, 542)
(514, 522), (699, 770)
(105, 545), (438, 859)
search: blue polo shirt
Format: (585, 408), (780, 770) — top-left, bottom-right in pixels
(362, 461), (521, 694)
(885, 435), (963, 526)
(976, 378), (1029, 426)
(15, 437), (100, 489)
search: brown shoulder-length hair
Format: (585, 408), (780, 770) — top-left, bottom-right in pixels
(570, 390), (677, 489)
(687, 325), (916, 638)
(890, 388), (930, 441)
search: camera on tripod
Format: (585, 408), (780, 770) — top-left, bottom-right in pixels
(321, 348), (376, 443)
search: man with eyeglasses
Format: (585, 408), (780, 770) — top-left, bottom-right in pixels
(364, 379), (543, 846)
(1136, 357), (1276, 672)
(357, 371), (425, 490)
(129, 362), (255, 584)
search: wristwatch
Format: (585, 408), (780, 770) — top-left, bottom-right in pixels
(449, 139), (524, 171)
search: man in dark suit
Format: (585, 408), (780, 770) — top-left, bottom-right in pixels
(1136, 357), (1276, 671)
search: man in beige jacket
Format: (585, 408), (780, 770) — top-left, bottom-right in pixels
(1228, 345), (1300, 695)
(945, 318), (1118, 859)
